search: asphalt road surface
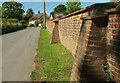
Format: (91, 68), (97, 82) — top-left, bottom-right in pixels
(2, 28), (40, 81)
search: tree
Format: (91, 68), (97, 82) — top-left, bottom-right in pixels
(35, 20), (43, 27)
(116, 1), (120, 10)
(54, 4), (66, 13)
(0, 6), (2, 17)
(2, 1), (24, 20)
(64, 0), (82, 15)
(24, 8), (34, 21)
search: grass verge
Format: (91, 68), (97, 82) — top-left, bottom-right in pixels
(30, 29), (74, 81)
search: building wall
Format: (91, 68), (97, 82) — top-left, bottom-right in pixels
(29, 21), (36, 24)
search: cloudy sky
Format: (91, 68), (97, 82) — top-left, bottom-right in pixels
(1, 0), (110, 2)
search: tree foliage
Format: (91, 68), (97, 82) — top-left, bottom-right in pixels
(54, 4), (66, 13)
(64, 0), (82, 15)
(24, 8), (34, 21)
(116, 1), (120, 10)
(35, 20), (43, 27)
(2, 1), (24, 20)
(0, 6), (2, 18)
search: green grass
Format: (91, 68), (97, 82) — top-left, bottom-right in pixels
(30, 29), (74, 81)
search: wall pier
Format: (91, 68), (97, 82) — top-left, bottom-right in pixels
(71, 15), (108, 82)
(51, 21), (60, 44)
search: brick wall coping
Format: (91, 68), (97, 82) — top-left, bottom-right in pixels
(51, 2), (118, 22)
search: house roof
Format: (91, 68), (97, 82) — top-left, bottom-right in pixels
(29, 13), (49, 22)
(50, 12), (64, 19)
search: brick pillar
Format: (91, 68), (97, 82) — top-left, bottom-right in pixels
(71, 16), (108, 82)
(51, 21), (60, 44)
(107, 13), (120, 83)
(70, 20), (93, 82)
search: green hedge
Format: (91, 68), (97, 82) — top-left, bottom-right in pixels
(2, 18), (19, 23)
(0, 18), (27, 34)
(1, 18), (27, 34)
(2, 22), (23, 34)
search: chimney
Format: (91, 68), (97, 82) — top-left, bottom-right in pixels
(38, 11), (40, 14)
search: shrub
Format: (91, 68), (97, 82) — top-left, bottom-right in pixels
(2, 21), (24, 34)
(27, 23), (35, 27)
(20, 20), (28, 28)
(2, 18), (19, 23)
(116, 1), (120, 10)
(35, 20), (42, 27)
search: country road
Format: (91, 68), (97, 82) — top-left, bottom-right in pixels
(2, 28), (40, 81)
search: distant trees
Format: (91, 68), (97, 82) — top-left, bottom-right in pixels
(116, 1), (120, 10)
(24, 8), (34, 21)
(2, 1), (24, 20)
(53, 0), (82, 15)
(64, 0), (82, 15)
(54, 4), (66, 13)
(1, 1), (28, 34)
(0, 6), (1, 17)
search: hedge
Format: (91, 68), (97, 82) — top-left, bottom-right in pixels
(1, 19), (27, 34)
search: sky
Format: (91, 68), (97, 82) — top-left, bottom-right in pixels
(1, 0), (110, 2)
(0, 0), (111, 16)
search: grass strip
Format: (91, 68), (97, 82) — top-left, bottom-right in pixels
(30, 29), (74, 81)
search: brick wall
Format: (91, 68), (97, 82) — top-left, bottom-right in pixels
(46, 20), (55, 33)
(71, 16), (108, 82)
(46, 2), (120, 83)
(107, 13), (120, 83)
(59, 13), (89, 55)
(70, 20), (93, 81)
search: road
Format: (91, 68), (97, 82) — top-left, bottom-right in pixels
(2, 28), (40, 81)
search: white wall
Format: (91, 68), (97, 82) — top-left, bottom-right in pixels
(50, 15), (53, 20)
(29, 20), (36, 24)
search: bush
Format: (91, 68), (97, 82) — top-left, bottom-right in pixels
(27, 23), (35, 27)
(35, 20), (42, 27)
(0, 18), (2, 35)
(20, 20), (28, 28)
(2, 21), (24, 34)
(2, 18), (19, 23)
(116, 1), (120, 10)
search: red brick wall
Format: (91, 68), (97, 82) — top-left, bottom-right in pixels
(46, 12), (120, 83)
(70, 17), (108, 82)
(46, 20), (55, 33)
(59, 13), (88, 55)
(107, 14), (120, 83)
(70, 20), (93, 81)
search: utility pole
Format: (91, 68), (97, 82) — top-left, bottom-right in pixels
(43, 0), (46, 29)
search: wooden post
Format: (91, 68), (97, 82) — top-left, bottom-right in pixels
(43, 0), (46, 29)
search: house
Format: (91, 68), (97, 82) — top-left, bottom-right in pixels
(29, 11), (49, 26)
(50, 12), (64, 20)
